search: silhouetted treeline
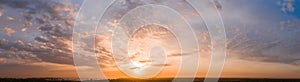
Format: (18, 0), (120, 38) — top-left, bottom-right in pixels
(0, 78), (78, 82)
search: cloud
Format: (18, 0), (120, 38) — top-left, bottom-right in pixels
(95, 46), (117, 68)
(0, 0), (299, 79)
(0, 39), (42, 65)
(214, 0), (222, 10)
(225, 24), (300, 65)
(2, 27), (15, 36)
(0, 0), (299, 72)
(0, 8), (3, 17)
(6, 16), (14, 21)
(21, 28), (27, 32)
(220, 0), (300, 66)
(167, 52), (197, 57)
(0, 0), (77, 65)
(152, 63), (172, 67)
(279, 0), (295, 13)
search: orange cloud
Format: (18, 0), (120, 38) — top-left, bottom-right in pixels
(3, 27), (15, 36)
(6, 16), (14, 21)
(0, 9), (3, 17)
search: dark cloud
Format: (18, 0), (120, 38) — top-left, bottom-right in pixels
(152, 63), (172, 67)
(0, 0), (76, 65)
(167, 52), (198, 57)
(0, 0), (63, 20)
(214, 0), (222, 10)
(129, 67), (140, 70)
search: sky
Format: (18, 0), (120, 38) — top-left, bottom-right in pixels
(0, 0), (300, 79)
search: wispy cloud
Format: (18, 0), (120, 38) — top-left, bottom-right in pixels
(221, 0), (300, 65)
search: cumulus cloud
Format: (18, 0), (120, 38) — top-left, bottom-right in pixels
(3, 27), (15, 36)
(0, 39), (42, 64)
(0, 0), (77, 65)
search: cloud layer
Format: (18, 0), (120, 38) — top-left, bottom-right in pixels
(0, 0), (299, 78)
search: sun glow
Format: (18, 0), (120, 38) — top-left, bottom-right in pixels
(132, 61), (150, 68)
(119, 24), (181, 78)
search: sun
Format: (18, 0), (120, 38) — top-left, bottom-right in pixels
(132, 61), (147, 68)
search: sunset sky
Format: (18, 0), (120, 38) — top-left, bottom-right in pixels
(0, 0), (300, 79)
